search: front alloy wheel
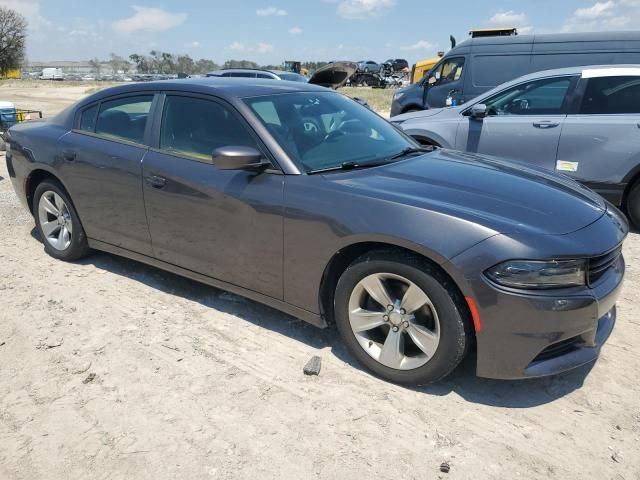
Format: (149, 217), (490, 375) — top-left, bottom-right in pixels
(335, 251), (471, 385)
(348, 273), (440, 370)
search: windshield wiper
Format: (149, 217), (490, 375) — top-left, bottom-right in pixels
(388, 146), (435, 161)
(308, 160), (394, 175)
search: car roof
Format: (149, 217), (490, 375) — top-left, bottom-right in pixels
(498, 64), (640, 84)
(454, 30), (640, 49)
(80, 77), (329, 105)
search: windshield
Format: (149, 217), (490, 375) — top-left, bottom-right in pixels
(244, 92), (415, 172)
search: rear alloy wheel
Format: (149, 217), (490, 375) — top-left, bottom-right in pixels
(334, 251), (471, 385)
(34, 180), (90, 261)
(627, 180), (640, 230)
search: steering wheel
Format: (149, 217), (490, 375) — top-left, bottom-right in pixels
(325, 129), (347, 141)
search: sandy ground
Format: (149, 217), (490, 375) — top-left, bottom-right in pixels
(1, 82), (640, 480)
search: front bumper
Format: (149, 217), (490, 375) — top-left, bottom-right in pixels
(446, 209), (627, 380)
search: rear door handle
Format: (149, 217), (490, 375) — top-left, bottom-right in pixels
(62, 149), (76, 161)
(146, 175), (166, 189)
(533, 121), (559, 129)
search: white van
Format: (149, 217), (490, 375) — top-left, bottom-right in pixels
(41, 68), (64, 81)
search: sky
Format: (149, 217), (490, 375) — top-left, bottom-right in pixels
(3, 0), (640, 64)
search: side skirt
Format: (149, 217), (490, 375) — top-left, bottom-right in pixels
(87, 238), (327, 328)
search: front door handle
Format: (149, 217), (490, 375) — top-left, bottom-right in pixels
(62, 149), (76, 161)
(533, 121), (559, 129)
(146, 175), (166, 189)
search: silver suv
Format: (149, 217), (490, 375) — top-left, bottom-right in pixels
(392, 65), (640, 228)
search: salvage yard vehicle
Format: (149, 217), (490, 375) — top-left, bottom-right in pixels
(357, 60), (383, 73)
(391, 31), (640, 116)
(6, 79), (627, 384)
(392, 65), (640, 228)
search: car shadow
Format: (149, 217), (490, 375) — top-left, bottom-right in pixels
(31, 227), (595, 408)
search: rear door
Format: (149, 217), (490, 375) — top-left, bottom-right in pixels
(141, 93), (284, 299)
(556, 74), (640, 205)
(58, 94), (156, 255)
(455, 76), (576, 170)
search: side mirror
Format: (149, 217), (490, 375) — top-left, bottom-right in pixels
(470, 103), (487, 119)
(212, 146), (268, 171)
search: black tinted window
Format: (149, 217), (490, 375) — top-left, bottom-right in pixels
(79, 104), (98, 132)
(160, 96), (260, 161)
(95, 95), (152, 144)
(580, 76), (640, 114)
(483, 77), (572, 116)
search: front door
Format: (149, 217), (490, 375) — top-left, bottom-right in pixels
(142, 94), (284, 299)
(455, 76), (576, 170)
(424, 57), (466, 108)
(58, 94), (155, 255)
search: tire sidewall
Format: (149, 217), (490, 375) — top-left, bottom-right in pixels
(33, 180), (89, 261)
(334, 253), (470, 385)
(627, 182), (640, 230)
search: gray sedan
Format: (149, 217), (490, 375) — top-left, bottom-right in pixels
(392, 65), (640, 228)
(6, 78), (627, 384)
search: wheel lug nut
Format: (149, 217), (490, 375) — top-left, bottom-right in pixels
(392, 326), (399, 332)
(400, 308), (406, 315)
(403, 321), (409, 328)
(387, 305), (394, 312)
(383, 315), (389, 322)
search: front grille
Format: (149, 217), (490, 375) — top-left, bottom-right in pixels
(532, 336), (580, 363)
(587, 245), (622, 286)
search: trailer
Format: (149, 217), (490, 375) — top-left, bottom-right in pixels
(0, 101), (43, 150)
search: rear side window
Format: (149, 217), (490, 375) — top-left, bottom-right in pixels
(79, 104), (99, 132)
(580, 76), (640, 114)
(471, 55), (530, 88)
(160, 95), (260, 161)
(95, 95), (153, 144)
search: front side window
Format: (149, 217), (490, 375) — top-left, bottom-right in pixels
(580, 76), (640, 114)
(244, 92), (415, 173)
(427, 57), (465, 86)
(160, 95), (260, 161)
(481, 77), (573, 116)
(95, 95), (153, 144)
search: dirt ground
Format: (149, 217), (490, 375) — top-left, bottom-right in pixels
(1, 82), (639, 480)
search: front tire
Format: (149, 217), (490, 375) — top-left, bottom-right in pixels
(627, 180), (640, 230)
(33, 180), (90, 261)
(334, 250), (472, 385)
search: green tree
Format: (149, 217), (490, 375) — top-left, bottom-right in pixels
(0, 6), (27, 76)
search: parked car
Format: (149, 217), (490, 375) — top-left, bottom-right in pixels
(6, 79), (627, 384)
(383, 59), (409, 72)
(392, 65), (640, 228)
(206, 68), (308, 83)
(357, 60), (383, 73)
(390, 31), (640, 116)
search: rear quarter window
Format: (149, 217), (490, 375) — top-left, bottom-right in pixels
(78, 104), (99, 132)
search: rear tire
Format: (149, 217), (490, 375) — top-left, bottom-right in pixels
(33, 180), (90, 262)
(334, 250), (472, 385)
(628, 180), (640, 230)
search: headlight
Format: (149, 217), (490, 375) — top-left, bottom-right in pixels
(394, 91), (406, 100)
(485, 259), (586, 289)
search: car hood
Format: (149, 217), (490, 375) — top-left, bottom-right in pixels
(309, 61), (358, 89)
(326, 149), (606, 236)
